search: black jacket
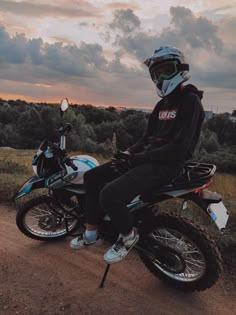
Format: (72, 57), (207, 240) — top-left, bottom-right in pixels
(128, 84), (205, 166)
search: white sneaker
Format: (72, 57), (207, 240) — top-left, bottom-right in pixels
(70, 233), (103, 250)
(104, 228), (139, 264)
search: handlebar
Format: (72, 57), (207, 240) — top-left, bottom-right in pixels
(50, 143), (78, 171)
(58, 123), (73, 136)
(64, 158), (78, 171)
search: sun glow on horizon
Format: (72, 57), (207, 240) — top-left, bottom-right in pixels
(0, 93), (153, 111)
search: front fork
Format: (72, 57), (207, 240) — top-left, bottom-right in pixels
(49, 189), (86, 235)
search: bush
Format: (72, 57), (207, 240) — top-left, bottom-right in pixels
(96, 139), (113, 157)
(78, 138), (97, 153)
(199, 151), (236, 173)
(204, 133), (221, 153)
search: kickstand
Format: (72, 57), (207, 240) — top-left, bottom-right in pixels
(99, 264), (111, 288)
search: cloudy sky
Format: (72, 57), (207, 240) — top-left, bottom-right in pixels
(0, 0), (236, 113)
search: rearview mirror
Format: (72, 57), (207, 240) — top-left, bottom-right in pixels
(60, 98), (69, 112)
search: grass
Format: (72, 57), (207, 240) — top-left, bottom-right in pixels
(0, 150), (33, 204)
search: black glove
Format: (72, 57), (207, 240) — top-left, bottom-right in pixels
(113, 151), (131, 161)
(129, 152), (149, 166)
(111, 151), (132, 174)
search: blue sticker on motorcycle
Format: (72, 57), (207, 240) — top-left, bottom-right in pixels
(210, 212), (217, 222)
(78, 158), (96, 168)
(207, 207), (217, 222)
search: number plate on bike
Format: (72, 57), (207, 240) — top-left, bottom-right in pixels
(207, 202), (229, 230)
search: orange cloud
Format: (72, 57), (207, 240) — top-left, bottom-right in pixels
(107, 2), (141, 11)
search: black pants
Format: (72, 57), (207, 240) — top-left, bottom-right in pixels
(83, 162), (181, 235)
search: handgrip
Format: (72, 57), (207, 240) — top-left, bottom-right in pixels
(65, 158), (78, 171)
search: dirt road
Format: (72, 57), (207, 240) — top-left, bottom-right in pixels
(0, 205), (235, 315)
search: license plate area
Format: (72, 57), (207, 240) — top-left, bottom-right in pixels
(207, 202), (229, 231)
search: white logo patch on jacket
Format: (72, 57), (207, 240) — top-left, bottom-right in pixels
(159, 110), (177, 120)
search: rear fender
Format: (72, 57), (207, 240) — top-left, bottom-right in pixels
(14, 176), (45, 200)
(184, 190), (229, 231)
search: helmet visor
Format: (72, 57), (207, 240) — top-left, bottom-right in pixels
(150, 61), (179, 83)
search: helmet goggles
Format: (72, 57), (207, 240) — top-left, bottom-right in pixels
(150, 60), (179, 83)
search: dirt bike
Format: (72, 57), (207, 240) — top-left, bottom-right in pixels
(15, 98), (229, 292)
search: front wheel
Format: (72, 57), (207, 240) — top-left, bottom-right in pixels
(139, 213), (222, 291)
(16, 195), (81, 241)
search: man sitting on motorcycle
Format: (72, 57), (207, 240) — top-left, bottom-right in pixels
(70, 46), (205, 264)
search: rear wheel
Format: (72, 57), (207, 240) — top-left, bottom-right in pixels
(16, 195), (81, 241)
(139, 213), (222, 291)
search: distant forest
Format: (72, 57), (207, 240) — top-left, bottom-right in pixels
(0, 99), (236, 173)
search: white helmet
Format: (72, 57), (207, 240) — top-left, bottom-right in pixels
(144, 46), (190, 97)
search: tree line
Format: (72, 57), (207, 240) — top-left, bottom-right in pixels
(0, 99), (235, 173)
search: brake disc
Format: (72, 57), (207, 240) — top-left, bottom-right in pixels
(38, 215), (60, 231)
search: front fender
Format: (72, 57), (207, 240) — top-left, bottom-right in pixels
(14, 176), (45, 200)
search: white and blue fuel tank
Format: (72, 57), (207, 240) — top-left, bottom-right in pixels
(46, 155), (99, 189)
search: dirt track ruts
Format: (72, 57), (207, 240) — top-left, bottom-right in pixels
(0, 205), (235, 315)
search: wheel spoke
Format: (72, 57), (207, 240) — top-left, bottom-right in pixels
(149, 227), (206, 282)
(23, 200), (78, 238)
(185, 258), (205, 268)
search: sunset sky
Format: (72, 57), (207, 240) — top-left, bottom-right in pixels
(0, 0), (236, 112)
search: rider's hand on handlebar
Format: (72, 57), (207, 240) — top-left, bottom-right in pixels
(128, 152), (148, 166)
(113, 150), (131, 161)
(111, 150), (149, 173)
(111, 150), (132, 174)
